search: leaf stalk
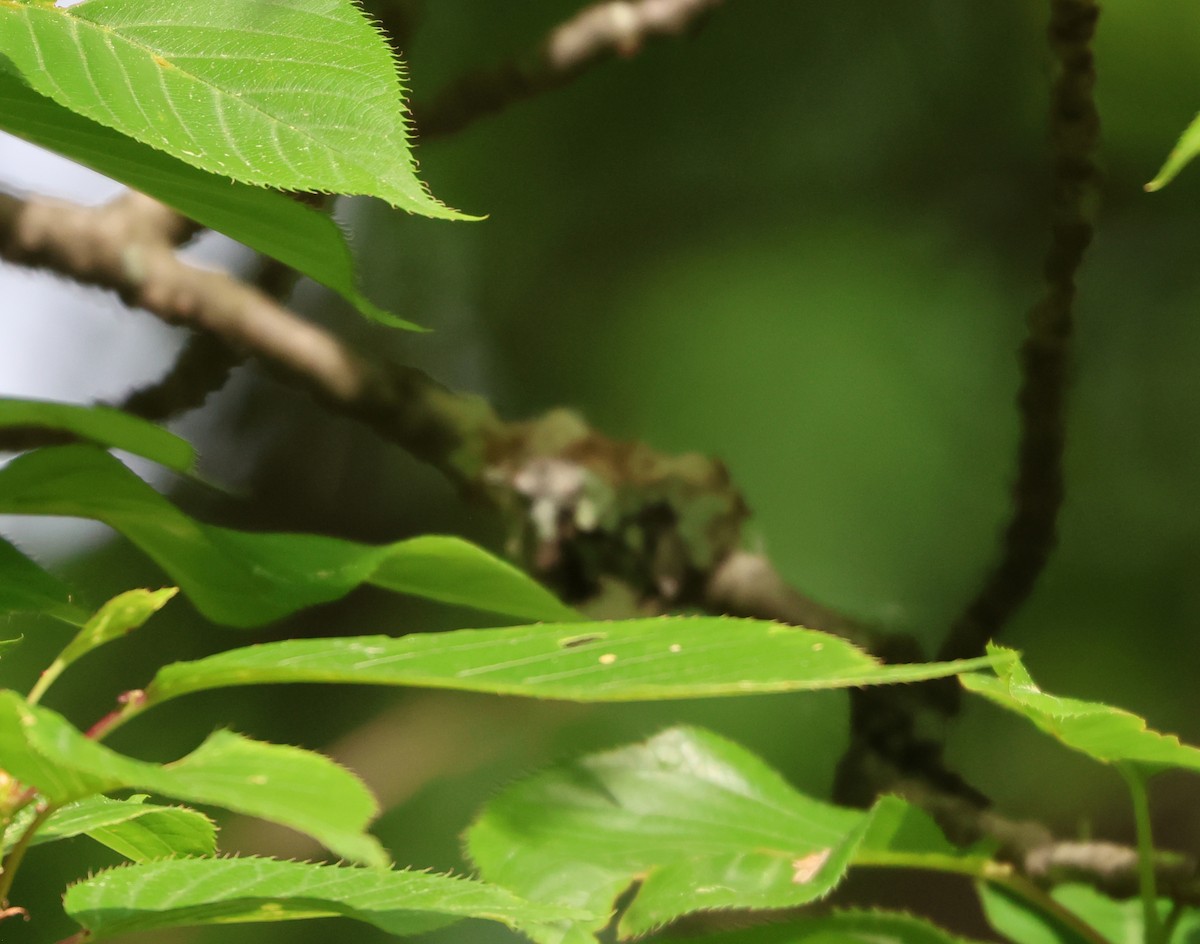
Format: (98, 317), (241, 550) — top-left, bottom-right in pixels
(1121, 764), (1162, 944)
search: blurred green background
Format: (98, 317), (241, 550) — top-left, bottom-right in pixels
(4, 0), (1200, 941)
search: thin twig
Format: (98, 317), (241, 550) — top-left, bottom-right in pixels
(414, 0), (723, 138)
(107, 252), (307, 422)
(115, 332), (241, 421)
(939, 0), (1101, 663)
(896, 774), (1200, 907)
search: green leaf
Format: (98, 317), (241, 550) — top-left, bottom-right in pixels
(0, 446), (579, 626)
(0, 0), (469, 219)
(63, 857), (593, 941)
(1052, 886), (1200, 944)
(0, 69), (421, 328)
(466, 727), (971, 942)
(1146, 112), (1200, 192)
(960, 645), (1200, 775)
(978, 883), (1103, 944)
(856, 794), (971, 861)
(0, 692), (386, 865)
(0, 536), (88, 625)
(663, 910), (984, 944)
(55, 588), (177, 674)
(25, 795), (216, 861)
(143, 619), (999, 708)
(0, 396), (195, 469)
(28, 587), (176, 705)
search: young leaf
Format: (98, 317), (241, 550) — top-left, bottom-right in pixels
(0, 0), (469, 219)
(63, 857), (595, 941)
(960, 645), (1200, 775)
(0, 446), (580, 626)
(143, 619), (1002, 707)
(0, 536), (88, 626)
(0, 692), (386, 866)
(466, 727), (973, 942)
(0, 68), (421, 329)
(20, 795), (216, 861)
(29, 587), (177, 705)
(0, 396), (195, 469)
(54, 588), (177, 675)
(1146, 112), (1200, 192)
(662, 910), (985, 944)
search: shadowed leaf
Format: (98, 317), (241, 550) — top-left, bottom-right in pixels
(0, 536), (88, 625)
(0, 397), (194, 469)
(662, 910), (984, 944)
(0, 446), (580, 626)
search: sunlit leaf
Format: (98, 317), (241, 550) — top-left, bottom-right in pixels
(0, 446), (579, 626)
(0, 692), (385, 865)
(0, 397), (194, 469)
(960, 645), (1200, 774)
(467, 727), (973, 942)
(0, 68), (420, 328)
(22, 795), (216, 861)
(64, 857), (594, 941)
(0, 0), (469, 218)
(1146, 112), (1200, 192)
(0, 536), (88, 626)
(55, 588), (177, 673)
(143, 619), (999, 708)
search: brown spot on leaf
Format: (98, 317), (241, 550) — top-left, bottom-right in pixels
(791, 848), (831, 883)
(559, 633), (606, 648)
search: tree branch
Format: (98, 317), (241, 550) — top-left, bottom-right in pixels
(835, 0), (1103, 810)
(938, 0), (1101, 663)
(901, 777), (1200, 906)
(1, 8), (1185, 914)
(0, 187), (856, 633)
(414, 0), (724, 138)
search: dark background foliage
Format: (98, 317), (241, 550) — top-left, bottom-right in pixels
(2, 0), (1199, 941)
